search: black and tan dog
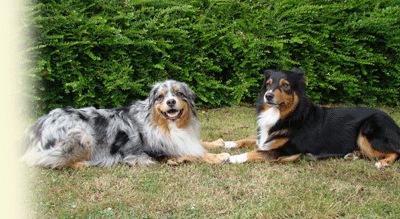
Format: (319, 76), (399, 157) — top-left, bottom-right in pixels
(224, 67), (400, 168)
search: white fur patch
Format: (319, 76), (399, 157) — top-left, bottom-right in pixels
(224, 141), (238, 149)
(257, 107), (280, 149)
(260, 140), (276, 151)
(228, 153), (248, 163)
(375, 162), (386, 169)
(167, 120), (206, 157)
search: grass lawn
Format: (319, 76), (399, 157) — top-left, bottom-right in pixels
(24, 105), (400, 218)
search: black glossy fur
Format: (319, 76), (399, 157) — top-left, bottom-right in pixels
(252, 68), (400, 166)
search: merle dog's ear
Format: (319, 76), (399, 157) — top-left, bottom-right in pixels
(291, 67), (306, 84)
(261, 69), (273, 91)
(177, 81), (196, 109)
(147, 82), (160, 109)
(186, 86), (196, 109)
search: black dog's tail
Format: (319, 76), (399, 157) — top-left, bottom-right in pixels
(358, 112), (400, 167)
(361, 113), (400, 151)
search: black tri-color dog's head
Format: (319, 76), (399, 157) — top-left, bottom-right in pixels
(257, 67), (306, 119)
(149, 80), (196, 129)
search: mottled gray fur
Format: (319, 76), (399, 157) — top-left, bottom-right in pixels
(20, 80), (206, 168)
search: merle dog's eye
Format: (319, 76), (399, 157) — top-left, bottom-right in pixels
(176, 92), (185, 98)
(157, 95), (164, 101)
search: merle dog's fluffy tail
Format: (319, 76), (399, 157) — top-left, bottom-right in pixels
(20, 127), (94, 168)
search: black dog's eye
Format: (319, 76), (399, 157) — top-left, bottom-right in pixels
(281, 83), (290, 89)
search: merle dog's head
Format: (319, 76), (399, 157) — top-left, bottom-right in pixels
(149, 80), (196, 125)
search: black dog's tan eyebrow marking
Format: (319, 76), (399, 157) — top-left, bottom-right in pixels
(266, 79), (273, 87)
(279, 79), (291, 91)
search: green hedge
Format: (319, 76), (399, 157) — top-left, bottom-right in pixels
(24, 0), (400, 116)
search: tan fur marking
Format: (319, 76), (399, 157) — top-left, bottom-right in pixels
(268, 129), (289, 139)
(378, 153), (398, 166)
(201, 152), (230, 163)
(246, 150), (279, 162)
(279, 79), (290, 87)
(167, 152), (229, 164)
(70, 161), (87, 169)
(277, 154), (302, 162)
(279, 92), (298, 119)
(275, 79), (299, 119)
(261, 104), (272, 113)
(201, 139), (225, 149)
(358, 134), (398, 166)
(358, 134), (386, 159)
(152, 105), (170, 134)
(160, 89), (166, 96)
(246, 150), (303, 163)
(266, 79), (273, 87)
(267, 138), (289, 150)
(232, 139), (257, 148)
(173, 86), (180, 93)
(175, 100), (190, 129)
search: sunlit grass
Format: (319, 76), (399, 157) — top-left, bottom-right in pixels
(25, 105), (400, 218)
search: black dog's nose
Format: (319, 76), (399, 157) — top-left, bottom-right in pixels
(167, 99), (176, 107)
(265, 93), (274, 102)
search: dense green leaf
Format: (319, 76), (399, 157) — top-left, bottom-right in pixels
(23, 0), (400, 117)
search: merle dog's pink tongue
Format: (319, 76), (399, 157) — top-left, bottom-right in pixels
(167, 110), (179, 119)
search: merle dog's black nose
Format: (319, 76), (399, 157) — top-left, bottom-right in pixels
(167, 99), (176, 107)
(265, 93), (274, 102)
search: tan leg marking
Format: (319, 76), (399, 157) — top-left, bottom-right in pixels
(358, 134), (398, 168)
(201, 139), (225, 149)
(277, 154), (302, 162)
(70, 161), (88, 169)
(246, 150), (303, 163)
(377, 153), (398, 167)
(267, 138), (289, 150)
(246, 150), (279, 162)
(231, 139), (257, 148)
(201, 152), (230, 164)
(167, 152), (230, 165)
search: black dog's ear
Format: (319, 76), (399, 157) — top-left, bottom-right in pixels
(291, 67), (306, 84)
(291, 67), (305, 75)
(264, 69), (274, 78)
(261, 69), (274, 91)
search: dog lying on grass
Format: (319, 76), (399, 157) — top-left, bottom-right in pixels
(223, 67), (400, 168)
(20, 80), (230, 168)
